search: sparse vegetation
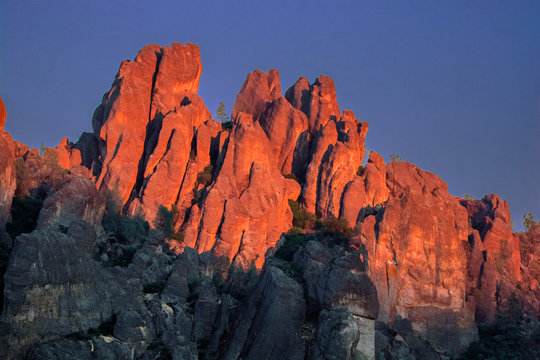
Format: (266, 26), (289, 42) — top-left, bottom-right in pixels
(65, 314), (116, 340)
(463, 193), (474, 200)
(225, 264), (259, 301)
(389, 153), (402, 162)
(154, 204), (184, 243)
(283, 173), (299, 182)
(289, 199), (317, 230)
(143, 281), (166, 294)
(192, 165), (214, 204)
(102, 194), (149, 245)
(522, 212), (537, 230)
(274, 232), (311, 262)
(459, 298), (540, 359)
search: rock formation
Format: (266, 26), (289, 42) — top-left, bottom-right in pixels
(357, 161), (478, 356)
(0, 97), (16, 231)
(0, 43), (538, 359)
(462, 195), (539, 322)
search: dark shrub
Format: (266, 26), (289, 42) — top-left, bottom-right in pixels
(143, 281), (166, 294)
(102, 194), (149, 245)
(6, 196), (44, 238)
(274, 232), (310, 262)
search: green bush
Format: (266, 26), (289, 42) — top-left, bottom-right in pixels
(320, 216), (354, 237)
(192, 165), (214, 205)
(459, 299), (540, 359)
(102, 194), (149, 245)
(274, 232), (310, 262)
(197, 165), (213, 187)
(283, 173), (299, 182)
(225, 264), (259, 301)
(102, 245), (139, 268)
(289, 200), (317, 230)
(154, 205), (184, 242)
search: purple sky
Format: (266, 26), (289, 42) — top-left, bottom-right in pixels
(1, 0), (539, 229)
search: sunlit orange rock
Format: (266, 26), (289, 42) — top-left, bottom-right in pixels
(94, 44), (162, 205)
(53, 137), (88, 177)
(300, 113), (368, 217)
(90, 42), (208, 224)
(127, 94), (212, 222)
(461, 194), (527, 322)
(232, 69), (281, 122)
(0, 97), (16, 229)
(518, 224), (540, 316)
(340, 151), (389, 225)
(183, 113), (300, 268)
(358, 161), (477, 356)
(258, 96), (308, 175)
(0, 96), (6, 131)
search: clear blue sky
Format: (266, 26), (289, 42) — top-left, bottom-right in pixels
(1, 0), (539, 229)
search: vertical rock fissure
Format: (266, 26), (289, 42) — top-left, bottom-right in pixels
(123, 51), (163, 212)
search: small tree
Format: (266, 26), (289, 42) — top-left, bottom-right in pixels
(389, 153), (402, 162)
(216, 102), (229, 123)
(39, 142), (46, 157)
(463, 193), (474, 200)
(522, 213), (537, 230)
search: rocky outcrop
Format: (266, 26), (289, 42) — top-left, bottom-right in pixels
(0, 97), (16, 230)
(3, 42), (536, 359)
(92, 42), (206, 214)
(357, 161), (478, 357)
(1, 224), (381, 360)
(0, 228), (135, 358)
(232, 69), (281, 122)
(183, 113), (300, 268)
(340, 151), (389, 225)
(36, 176), (106, 231)
(461, 195), (539, 322)
(221, 264), (306, 360)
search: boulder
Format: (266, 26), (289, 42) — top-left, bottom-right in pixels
(36, 176), (106, 231)
(220, 265), (306, 360)
(0, 229), (137, 358)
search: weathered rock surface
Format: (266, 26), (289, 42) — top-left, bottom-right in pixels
(232, 69), (281, 122)
(0, 229), (134, 358)
(340, 151), (389, 225)
(36, 176), (106, 231)
(461, 194), (539, 322)
(2, 42), (536, 360)
(358, 161), (478, 357)
(183, 113), (300, 268)
(221, 264), (305, 360)
(0, 97), (16, 230)
(92, 42), (205, 214)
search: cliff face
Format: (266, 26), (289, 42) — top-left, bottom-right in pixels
(0, 43), (538, 359)
(0, 97), (16, 232)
